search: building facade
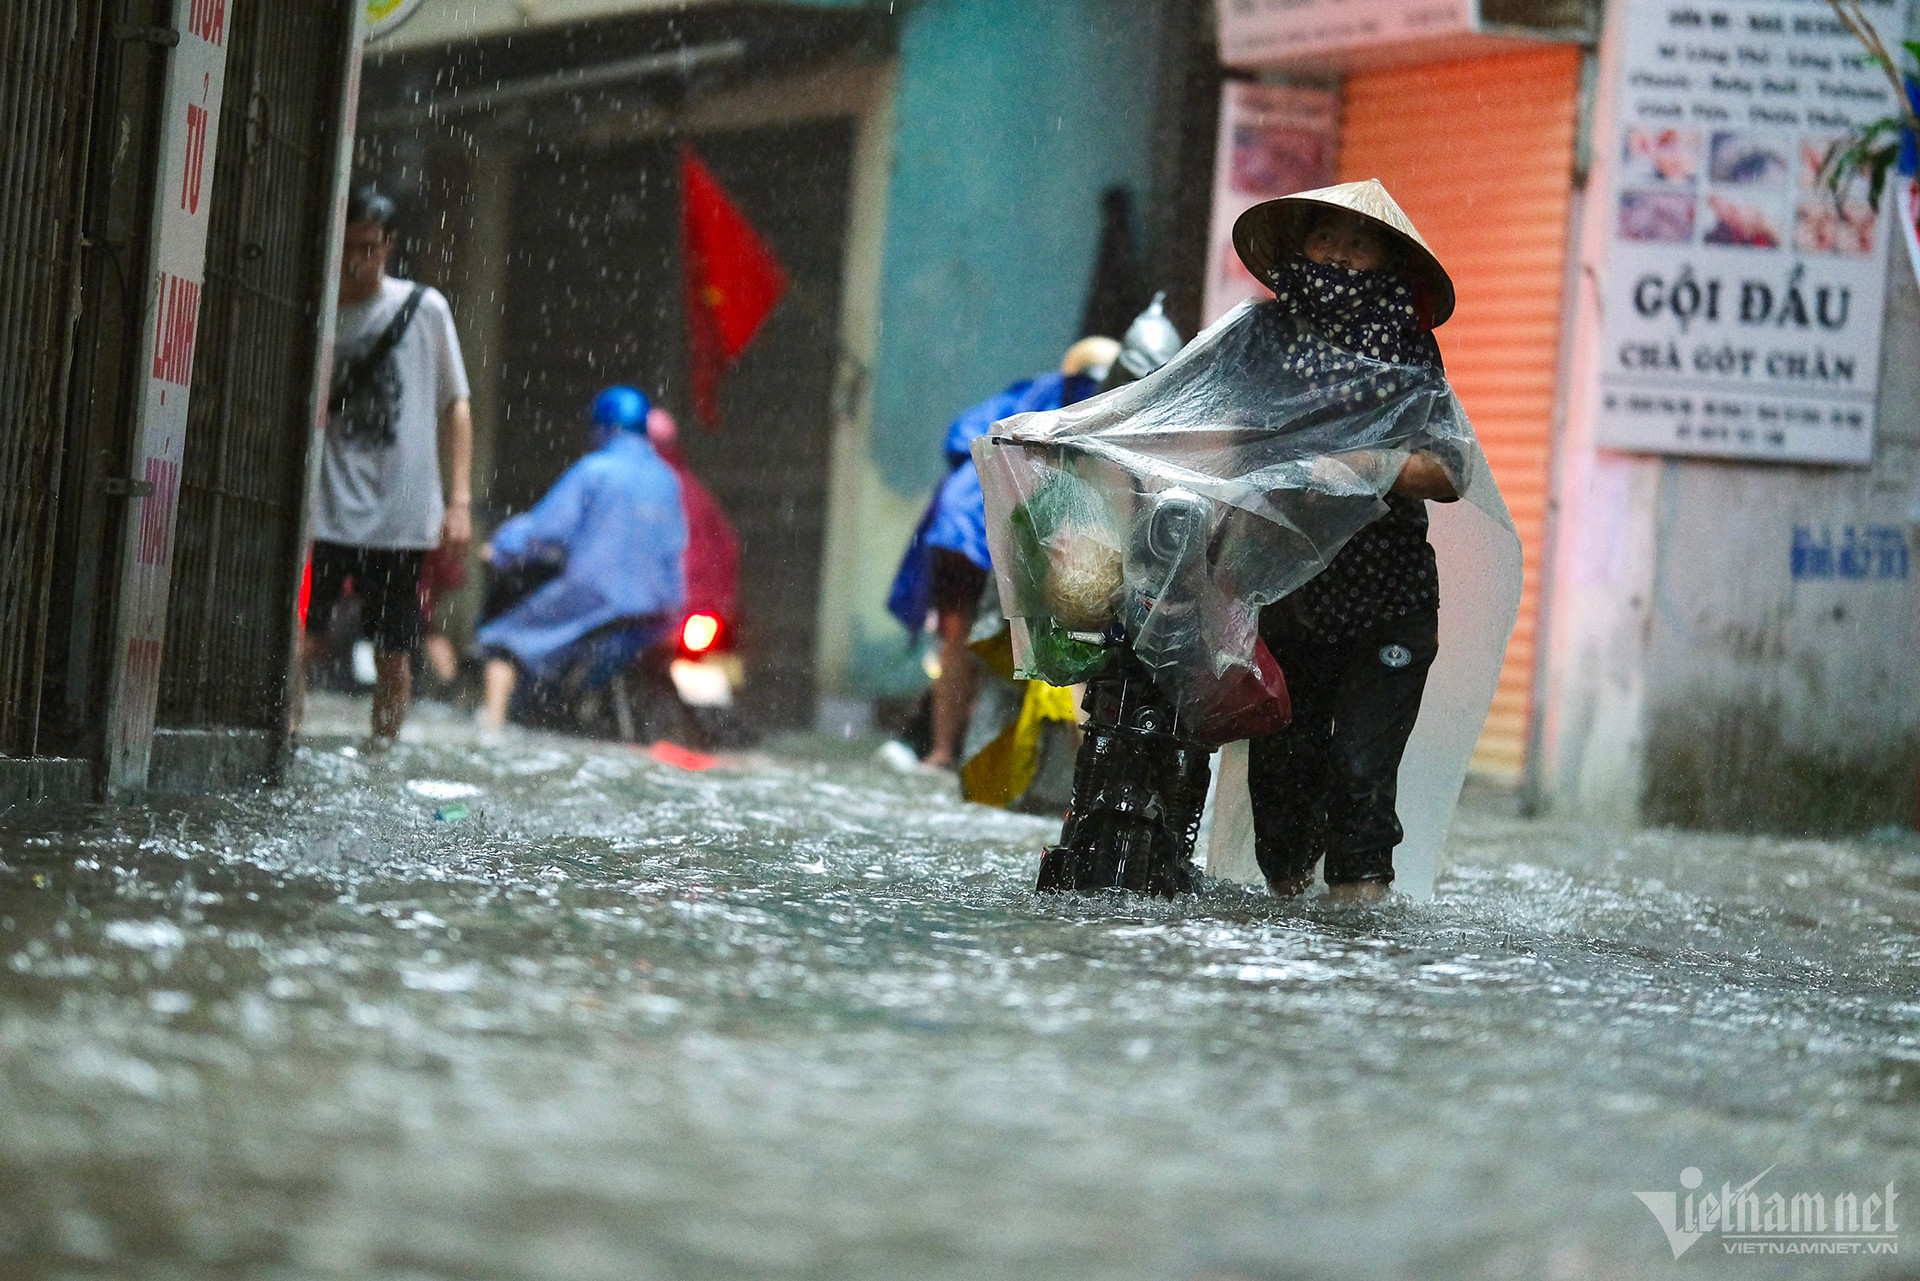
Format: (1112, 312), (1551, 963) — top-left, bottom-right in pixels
(1537, 0), (1920, 833)
(1217, 0), (1919, 833)
(355, 0), (1916, 834)
(358, 0), (1217, 731)
(0, 0), (363, 800)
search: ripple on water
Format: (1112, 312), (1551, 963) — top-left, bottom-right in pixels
(0, 720), (1912, 1278)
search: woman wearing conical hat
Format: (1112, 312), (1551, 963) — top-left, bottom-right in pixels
(1229, 181), (1468, 902)
(973, 179), (1521, 902)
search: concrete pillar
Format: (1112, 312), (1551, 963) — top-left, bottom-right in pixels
(812, 66), (905, 725)
(442, 139), (516, 645)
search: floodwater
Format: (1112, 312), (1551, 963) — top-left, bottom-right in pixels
(1, 697), (1916, 1280)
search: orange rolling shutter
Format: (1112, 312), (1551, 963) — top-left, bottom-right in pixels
(1336, 45), (1581, 783)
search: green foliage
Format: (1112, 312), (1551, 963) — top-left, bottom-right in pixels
(1820, 118), (1906, 214)
(1817, 21), (1920, 213)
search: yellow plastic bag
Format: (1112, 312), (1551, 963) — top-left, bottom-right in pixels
(960, 679), (1079, 807)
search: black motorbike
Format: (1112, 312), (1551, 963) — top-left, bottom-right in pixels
(1033, 487), (1228, 898)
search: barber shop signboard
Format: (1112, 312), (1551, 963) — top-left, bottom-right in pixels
(1201, 81), (1340, 324)
(1598, 0), (1907, 464)
(1214, 0), (1476, 68)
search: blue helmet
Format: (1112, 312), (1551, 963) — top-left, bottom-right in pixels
(591, 385), (650, 432)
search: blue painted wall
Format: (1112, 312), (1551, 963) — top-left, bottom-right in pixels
(867, 0), (1164, 495)
(863, 0), (1163, 494)
(785, 0), (1171, 697)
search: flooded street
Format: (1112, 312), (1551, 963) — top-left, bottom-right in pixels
(1, 697), (1916, 1280)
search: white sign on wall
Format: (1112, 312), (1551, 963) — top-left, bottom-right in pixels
(1596, 0), (1907, 464)
(1200, 81), (1341, 325)
(104, 0), (231, 793)
(1216, 0), (1477, 69)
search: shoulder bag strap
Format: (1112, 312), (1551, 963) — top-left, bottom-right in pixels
(360, 283), (427, 371)
(334, 285), (427, 396)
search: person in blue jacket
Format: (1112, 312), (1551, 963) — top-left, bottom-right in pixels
(890, 338), (1119, 768)
(477, 386), (688, 733)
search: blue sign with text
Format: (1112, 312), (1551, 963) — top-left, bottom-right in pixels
(1790, 525), (1909, 581)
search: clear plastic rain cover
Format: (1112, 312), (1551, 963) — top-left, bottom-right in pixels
(974, 298), (1523, 897)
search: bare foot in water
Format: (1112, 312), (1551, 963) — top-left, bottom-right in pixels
(1266, 869), (1315, 898)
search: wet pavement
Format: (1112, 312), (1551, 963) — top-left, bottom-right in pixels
(1, 693), (1916, 1280)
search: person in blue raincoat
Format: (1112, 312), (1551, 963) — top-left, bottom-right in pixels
(889, 337), (1119, 768)
(477, 386), (688, 732)
(883, 382), (1032, 638)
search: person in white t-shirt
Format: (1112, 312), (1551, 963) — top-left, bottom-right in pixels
(301, 188), (473, 748)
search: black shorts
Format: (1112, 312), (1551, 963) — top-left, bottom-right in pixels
(928, 547), (988, 617)
(306, 541), (426, 652)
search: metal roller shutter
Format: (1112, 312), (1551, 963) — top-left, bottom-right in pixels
(0, 3), (102, 755)
(159, 0), (350, 733)
(1336, 45), (1582, 782)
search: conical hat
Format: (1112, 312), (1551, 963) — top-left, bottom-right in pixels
(1232, 179), (1456, 327)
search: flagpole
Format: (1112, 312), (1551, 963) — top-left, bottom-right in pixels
(775, 274), (875, 425)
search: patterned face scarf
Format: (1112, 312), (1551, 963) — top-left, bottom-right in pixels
(1260, 254), (1449, 643)
(1267, 253), (1438, 369)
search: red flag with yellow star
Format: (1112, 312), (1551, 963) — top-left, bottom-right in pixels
(681, 144), (788, 428)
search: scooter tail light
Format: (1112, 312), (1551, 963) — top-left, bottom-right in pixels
(681, 612), (722, 654)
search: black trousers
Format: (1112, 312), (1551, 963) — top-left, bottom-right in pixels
(1247, 606), (1438, 887)
(306, 541), (426, 652)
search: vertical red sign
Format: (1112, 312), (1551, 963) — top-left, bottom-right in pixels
(188, 0), (227, 46)
(149, 274), (201, 386)
(135, 458), (182, 567)
(181, 104), (208, 212)
(123, 638), (164, 700)
(106, 0), (231, 796)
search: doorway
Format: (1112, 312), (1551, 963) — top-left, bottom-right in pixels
(498, 121), (854, 727)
